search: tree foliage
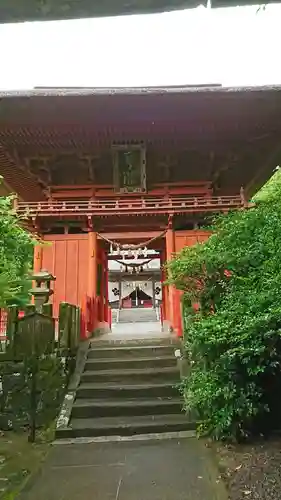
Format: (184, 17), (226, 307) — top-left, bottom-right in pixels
(0, 191), (34, 307)
(168, 171), (281, 440)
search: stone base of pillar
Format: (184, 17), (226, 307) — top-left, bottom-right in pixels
(94, 321), (111, 336)
(162, 319), (173, 333)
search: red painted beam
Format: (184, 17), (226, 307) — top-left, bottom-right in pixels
(17, 195), (244, 219)
(99, 231), (163, 241)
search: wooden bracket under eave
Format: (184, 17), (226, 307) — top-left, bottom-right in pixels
(87, 215), (93, 231)
(167, 214), (174, 229)
(240, 186), (247, 208)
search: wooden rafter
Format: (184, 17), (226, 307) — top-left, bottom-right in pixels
(13, 151), (49, 193)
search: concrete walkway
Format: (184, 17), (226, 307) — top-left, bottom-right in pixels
(19, 327), (226, 499)
(109, 321), (164, 340)
(20, 437), (227, 500)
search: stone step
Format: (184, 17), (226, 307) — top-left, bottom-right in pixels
(90, 337), (179, 347)
(118, 318), (158, 323)
(76, 382), (178, 399)
(85, 356), (177, 371)
(72, 398), (183, 419)
(56, 414), (195, 439)
(87, 345), (175, 359)
(80, 366), (180, 383)
(118, 309), (158, 323)
(56, 336), (186, 441)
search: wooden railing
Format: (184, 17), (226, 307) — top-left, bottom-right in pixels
(17, 194), (246, 218)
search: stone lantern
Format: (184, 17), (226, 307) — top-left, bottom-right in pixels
(30, 270), (56, 312)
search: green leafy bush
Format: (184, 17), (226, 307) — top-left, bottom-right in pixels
(0, 191), (34, 307)
(168, 171), (281, 440)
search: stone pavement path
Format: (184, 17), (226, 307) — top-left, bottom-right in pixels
(110, 321), (164, 339)
(19, 437), (227, 500)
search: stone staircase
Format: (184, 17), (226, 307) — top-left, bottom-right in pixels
(118, 308), (158, 323)
(111, 309), (119, 324)
(56, 338), (194, 439)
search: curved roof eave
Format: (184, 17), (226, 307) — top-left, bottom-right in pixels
(0, 0), (278, 24)
(1, 84), (281, 99)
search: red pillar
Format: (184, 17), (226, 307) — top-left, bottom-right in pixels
(174, 289), (183, 337)
(33, 243), (42, 273)
(99, 248), (104, 323)
(88, 231), (98, 297)
(88, 230), (98, 332)
(104, 251), (109, 323)
(165, 226), (175, 331)
(32, 243), (42, 305)
(164, 286), (169, 322)
(160, 249), (167, 321)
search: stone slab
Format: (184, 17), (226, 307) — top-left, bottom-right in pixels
(19, 438), (227, 500)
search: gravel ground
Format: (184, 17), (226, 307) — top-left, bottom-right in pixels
(215, 438), (281, 500)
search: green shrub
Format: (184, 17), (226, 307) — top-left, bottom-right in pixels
(168, 171), (281, 440)
(0, 190), (34, 308)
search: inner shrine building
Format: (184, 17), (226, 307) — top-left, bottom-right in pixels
(1, 85), (281, 336)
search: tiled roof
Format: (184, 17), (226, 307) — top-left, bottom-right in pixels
(0, 84), (281, 200)
(0, 84), (280, 154)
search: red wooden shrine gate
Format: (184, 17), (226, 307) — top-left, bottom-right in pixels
(33, 228), (211, 338)
(0, 86), (272, 338)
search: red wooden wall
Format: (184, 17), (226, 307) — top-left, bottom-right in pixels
(173, 230), (211, 336)
(174, 230), (211, 253)
(42, 234), (89, 319)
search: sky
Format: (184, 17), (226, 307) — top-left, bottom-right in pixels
(0, 3), (281, 89)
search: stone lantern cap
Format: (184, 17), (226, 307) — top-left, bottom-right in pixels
(31, 270), (56, 282)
